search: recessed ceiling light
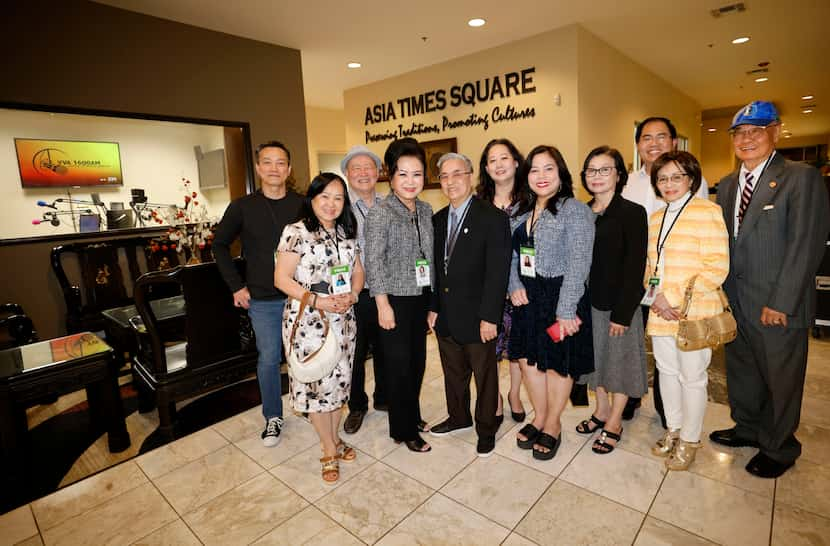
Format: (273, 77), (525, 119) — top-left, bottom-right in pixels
(707, 128), (717, 132)
(802, 109), (813, 114)
(347, 62), (361, 69)
(801, 94), (814, 100)
(731, 36), (750, 44)
(784, 134), (792, 138)
(754, 77), (768, 83)
(467, 18), (486, 27)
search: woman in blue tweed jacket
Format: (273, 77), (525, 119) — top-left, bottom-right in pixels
(508, 145), (595, 461)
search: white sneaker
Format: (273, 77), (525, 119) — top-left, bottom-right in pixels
(262, 417), (284, 447)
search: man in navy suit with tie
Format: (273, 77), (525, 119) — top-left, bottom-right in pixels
(427, 152), (511, 457)
(711, 101), (830, 478)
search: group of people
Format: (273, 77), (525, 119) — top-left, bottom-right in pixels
(213, 100), (829, 485)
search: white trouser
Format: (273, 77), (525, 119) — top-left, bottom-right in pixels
(652, 336), (711, 443)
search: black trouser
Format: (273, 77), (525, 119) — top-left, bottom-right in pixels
(349, 289), (387, 412)
(631, 305), (666, 424)
(726, 304), (808, 463)
(436, 335), (499, 438)
(378, 293), (428, 442)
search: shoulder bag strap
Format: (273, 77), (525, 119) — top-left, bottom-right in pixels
(680, 274), (732, 318)
(287, 292), (328, 350)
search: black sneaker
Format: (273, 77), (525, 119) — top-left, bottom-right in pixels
(261, 417), (284, 447)
(429, 419), (473, 437)
(477, 436), (496, 457)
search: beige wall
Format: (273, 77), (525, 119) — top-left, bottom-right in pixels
(306, 106), (347, 180)
(344, 24), (703, 205)
(700, 117), (737, 185)
(576, 28), (702, 199)
(345, 25), (581, 208)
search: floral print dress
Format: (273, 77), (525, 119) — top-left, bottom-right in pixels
(278, 221), (358, 413)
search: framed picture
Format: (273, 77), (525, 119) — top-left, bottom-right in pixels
(422, 137), (458, 189)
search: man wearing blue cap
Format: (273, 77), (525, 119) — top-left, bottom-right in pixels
(711, 101), (830, 478)
(341, 145), (388, 434)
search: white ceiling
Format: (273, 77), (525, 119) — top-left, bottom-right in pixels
(97, 0), (829, 139)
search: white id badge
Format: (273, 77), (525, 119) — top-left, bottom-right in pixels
(330, 265), (351, 295)
(519, 246), (536, 277)
(640, 276), (661, 306)
(415, 259), (431, 287)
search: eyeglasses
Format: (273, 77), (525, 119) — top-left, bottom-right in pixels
(729, 125), (771, 140)
(584, 166), (616, 178)
(656, 173), (689, 186)
(438, 170), (471, 183)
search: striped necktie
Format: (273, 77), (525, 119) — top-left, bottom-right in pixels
(738, 171), (755, 228)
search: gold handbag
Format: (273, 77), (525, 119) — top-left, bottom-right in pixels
(676, 275), (737, 351)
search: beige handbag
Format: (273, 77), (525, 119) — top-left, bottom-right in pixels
(286, 292), (341, 383)
(676, 275), (737, 352)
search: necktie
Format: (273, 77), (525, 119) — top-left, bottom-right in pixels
(738, 171), (754, 228)
(446, 209), (460, 262)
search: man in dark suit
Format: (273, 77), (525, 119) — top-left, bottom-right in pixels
(427, 152), (511, 457)
(711, 101), (830, 478)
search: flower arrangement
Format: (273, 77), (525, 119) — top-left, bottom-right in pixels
(147, 178), (215, 266)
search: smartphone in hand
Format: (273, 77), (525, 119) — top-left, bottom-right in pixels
(546, 317), (582, 343)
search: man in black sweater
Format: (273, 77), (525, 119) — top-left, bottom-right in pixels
(213, 141), (303, 447)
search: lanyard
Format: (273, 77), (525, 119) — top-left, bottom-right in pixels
(654, 193), (693, 274)
(445, 198), (473, 262)
(394, 194), (425, 259)
(320, 225), (341, 262)
(527, 203), (545, 246)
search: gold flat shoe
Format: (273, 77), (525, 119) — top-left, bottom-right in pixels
(665, 440), (701, 471)
(652, 430), (679, 458)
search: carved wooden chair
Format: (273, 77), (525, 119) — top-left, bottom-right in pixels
(131, 259), (256, 437)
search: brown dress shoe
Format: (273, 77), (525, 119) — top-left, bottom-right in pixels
(343, 410), (366, 434)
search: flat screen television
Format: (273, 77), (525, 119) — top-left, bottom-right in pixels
(15, 138), (123, 188)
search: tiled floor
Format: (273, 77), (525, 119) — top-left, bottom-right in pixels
(2, 335), (829, 546)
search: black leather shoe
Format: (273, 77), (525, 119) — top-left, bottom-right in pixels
(745, 452), (794, 478)
(622, 398), (641, 421)
(709, 428), (760, 448)
(429, 419), (473, 436)
(343, 410), (366, 434)
(477, 435), (496, 457)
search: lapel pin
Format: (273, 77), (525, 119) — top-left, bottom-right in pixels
(769, 181), (777, 188)
(463, 228), (469, 234)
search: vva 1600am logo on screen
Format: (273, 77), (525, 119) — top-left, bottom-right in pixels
(14, 138), (123, 188)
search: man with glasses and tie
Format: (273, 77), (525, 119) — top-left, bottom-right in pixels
(711, 101), (829, 478)
(427, 152), (511, 457)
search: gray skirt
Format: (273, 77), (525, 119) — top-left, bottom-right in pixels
(585, 306), (648, 397)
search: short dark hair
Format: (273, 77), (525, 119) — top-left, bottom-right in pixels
(300, 172), (357, 239)
(580, 146), (629, 196)
(383, 138), (426, 178)
(635, 117), (677, 143)
(515, 145), (574, 217)
(256, 140), (291, 164)
(650, 151), (702, 198)
(476, 138), (528, 206)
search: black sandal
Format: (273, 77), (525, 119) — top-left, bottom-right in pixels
(532, 432), (560, 460)
(417, 420), (430, 433)
(517, 424), (540, 450)
(575, 415), (606, 435)
(404, 435), (432, 453)
(592, 428), (622, 454)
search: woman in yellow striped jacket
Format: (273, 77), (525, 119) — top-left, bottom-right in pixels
(644, 151), (729, 471)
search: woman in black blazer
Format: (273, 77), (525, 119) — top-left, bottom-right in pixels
(575, 146), (648, 454)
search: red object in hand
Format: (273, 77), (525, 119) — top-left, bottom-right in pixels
(546, 317), (583, 343)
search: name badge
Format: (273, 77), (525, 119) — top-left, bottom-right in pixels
(520, 246), (536, 278)
(641, 276), (662, 306)
(415, 259), (431, 287)
(330, 264), (351, 295)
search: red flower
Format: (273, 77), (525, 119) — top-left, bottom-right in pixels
(162, 245), (168, 251)
(170, 243), (177, 250)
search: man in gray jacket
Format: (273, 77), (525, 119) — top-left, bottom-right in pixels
(711, 101), (829, 478)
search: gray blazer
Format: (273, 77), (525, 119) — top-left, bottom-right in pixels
(716, 153), (829, 328)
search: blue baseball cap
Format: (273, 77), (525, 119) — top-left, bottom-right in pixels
(730, 101), (780, 130)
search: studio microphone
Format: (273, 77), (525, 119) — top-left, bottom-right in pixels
(36, 200), (57, 209)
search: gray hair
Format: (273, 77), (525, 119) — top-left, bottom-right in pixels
(437, 152), (473, 174)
